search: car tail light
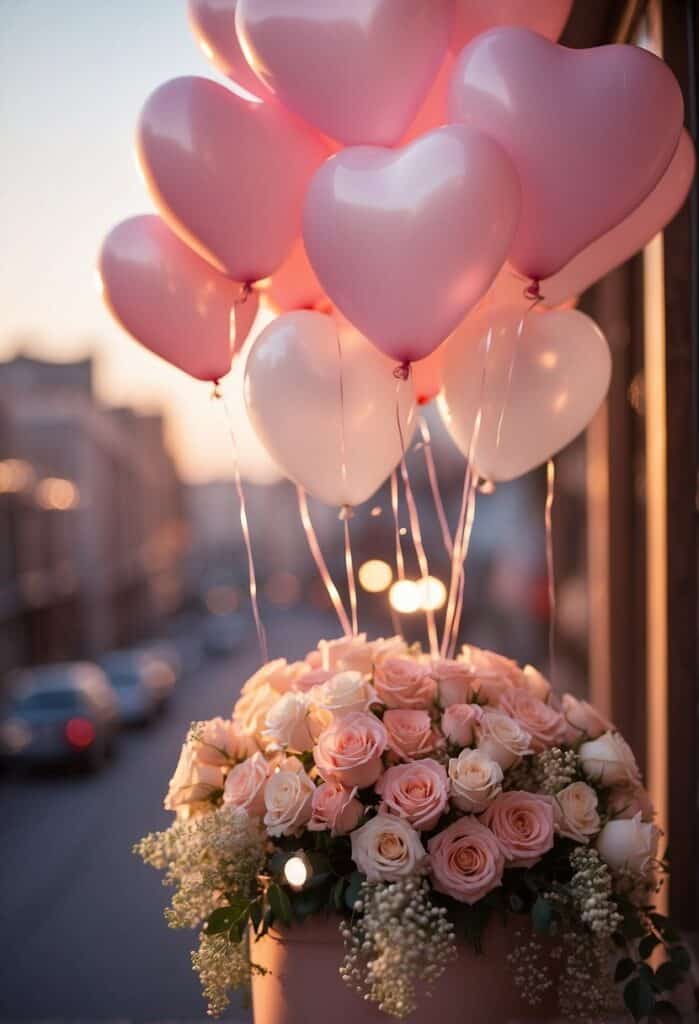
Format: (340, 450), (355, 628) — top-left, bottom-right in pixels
(65, 717), (96, 750)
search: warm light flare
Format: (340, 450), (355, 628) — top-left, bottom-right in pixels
(389, 579), (421, 614)
(35, 477), (79, 511)
(358, 559), (393, 594)
(283, 853), (311, 890)
(416, 576), (447, 611)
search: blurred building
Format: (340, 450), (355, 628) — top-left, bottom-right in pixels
(0, 355), (187, 683)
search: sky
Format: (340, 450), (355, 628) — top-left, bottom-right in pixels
(0, 0), (254, 481)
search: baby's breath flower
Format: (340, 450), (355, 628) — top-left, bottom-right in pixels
(569, 846), (622, 939)
(533, 747), (579, 794)
(340, 877), (456, 1019)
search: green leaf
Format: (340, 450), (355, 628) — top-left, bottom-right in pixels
(531, 897), (553, 935)
(249, 900), (263, 934)
(268, 850), (289, 877)
(344, 871), (364, 911)
(639, 934), (662, 960)
(669, 945), (690, 972)
(463, 902), (492, 955)
(204, 900), (248, 936)
(614, 957), (636, 983)
(268, 883), (292, 927)
(508, 891), (525, 913)
(652, 999), (681, 1019)
(654, 962), (683, 992)
(332, 877), (346, 912)
(624, 976), (656, 1022)
(291, 887), (325, 921)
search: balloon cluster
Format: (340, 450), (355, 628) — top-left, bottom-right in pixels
(99, 0), (692, 502)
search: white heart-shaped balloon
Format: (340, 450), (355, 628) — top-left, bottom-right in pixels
(244, 310), (416, 507)
(439, 306), (611, 481)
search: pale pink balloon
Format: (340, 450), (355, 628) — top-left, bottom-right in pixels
(450, 0), (572, 51)
(413, 349), (444, 405)
(439, 306), (611, 481)
(449, 28), (684, 281)
(98, 215), (258, 381)
(244, 310), (416, 507)
(303, 125), (521, 365)
(542, 129), (696, 306)
(137, 77), (328, 283)
(235, 0), (453, 146)
(401, 53), (454, 144)
(259, 238), (327, 313)
(187, 0), (268, 98)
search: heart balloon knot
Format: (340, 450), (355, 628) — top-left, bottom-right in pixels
(338, 504), (355, 522)
(237, 281), (254, 305)
(211, 380), (223, 400)
(393, 361), (412, 382)
(523, 279), (542, 303)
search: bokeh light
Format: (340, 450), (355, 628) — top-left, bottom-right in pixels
(358, 559), (393, 594)
(389, 579), (421, 614)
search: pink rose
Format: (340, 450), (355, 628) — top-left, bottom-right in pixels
(482, 791), (555, 868)
(498, 689), (567, 752)
(351, 813), (427, 881)
(313, 711), (388, 788)
(308, 781), (364, 835)
(457, 644), (525, 704)
(607, 784), (655, 823)
(376, 759), (449, 831)
(554, 781), (600, 843)
(383, 709), (441, 761)
(561, 694), (615, 743)
(292, 668), (333, 693)
(476, 708), (533, 769)
(191, 717), (256, 765)
(164, 742), (222, 811)
(317, 633), (373, 673)
(223, 751), (268, 817)
(431, 660), (475, 707)
(428, 817), (505, 905)
(441, 703), (483, 747)
(263, 755), (314, 837)
(522, 665), (552, 702)
(233, 680), (278, 740)
(374, 658), (437, 710)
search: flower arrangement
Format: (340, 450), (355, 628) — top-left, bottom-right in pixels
(136, 635), (691, 1021)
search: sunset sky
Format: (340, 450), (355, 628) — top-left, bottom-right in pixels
(0, 0), (260, 481)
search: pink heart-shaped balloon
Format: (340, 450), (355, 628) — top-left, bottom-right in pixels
(137, 77), (328, 283)
(449, 28), (684, 281)
(439, 306), (611, 481)
(303, 125), (521, 364)
(187, 0), (268, 99)
(450, 0), (572, 51)
(235, 0), (453, 146)
(98, 215), (258, 381)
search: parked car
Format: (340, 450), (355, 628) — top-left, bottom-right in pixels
(99, 650), (176, 726)
(0, 662), (119, 772)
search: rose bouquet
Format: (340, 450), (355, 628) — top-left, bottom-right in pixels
(136, 635), (690, 1022)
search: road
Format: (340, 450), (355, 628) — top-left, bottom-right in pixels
(0, 608), (344, 1023)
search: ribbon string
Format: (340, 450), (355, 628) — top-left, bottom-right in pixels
(545, 457), (557, 685)
(216, 382), (269, 665)
(418, 415), (453, 557)
(341, 509), (359, 637)
(297, 485), (352, 636)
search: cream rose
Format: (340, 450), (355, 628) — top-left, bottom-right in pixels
(448, 748), (503, 812)
(431, 660), (475, 708)
(308, 781), (364, 835)
(223, 751), (268, 816)
(263, 692), (319, 752)
(522, 665), (552, 702)
(441, 703), (483, 747)
(233, 680), (278, 739)
(351, 812), (427, 881)
(317, 634), (374, 673)
(596, 812), (660, 876)
(263, 755), (314, 837)
(309, 670), (377, 718)
(555, 781), (601, 843)
(482, 791), (555, 868)
(383, 709), (440, 761)
(562, 694), (614, 742)
(428, 817), (505, 905)
(374, 658), (437, 710)
(607, 784), (655, 822)
(579, 731), (641, 788)
(313, 711), (388, 788)
(376, 759), (449, 831)
(498, 688), (567, 752)
(191, 717), (256, 765)
(164, 743), (222, 811)
(476, 708), (533, 769)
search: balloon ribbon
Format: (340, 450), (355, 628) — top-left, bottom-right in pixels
(297, 486), (352, 636)
(545, 457), (557, 685)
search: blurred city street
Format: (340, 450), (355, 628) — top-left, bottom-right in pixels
(0, 608), (342, 1024)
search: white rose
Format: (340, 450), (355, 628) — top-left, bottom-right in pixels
(164, 742), (222, 811)
(555, 782), (601, 843)
(596, 812), (660, 876)
(223, 751), (268, 816)
(579, 731), (641, 788)
(522, 665), (552, 702)
(263, 692), (316, 752)
(309, 670), (377, 718)
(476, 708), (533, 769)
(263, 755), (315, 837)
(350, 812), (427, 882)
(448, 748), (503, 812)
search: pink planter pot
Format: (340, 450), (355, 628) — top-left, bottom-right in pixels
(251, 916), (560, 1024)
